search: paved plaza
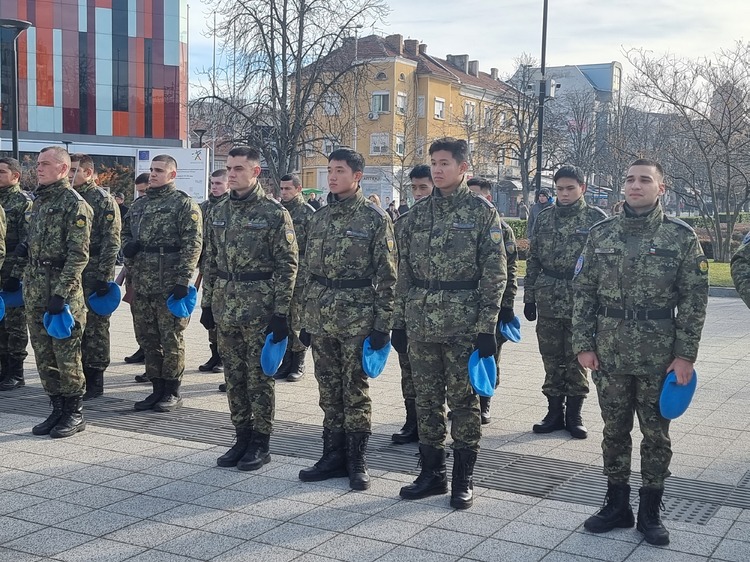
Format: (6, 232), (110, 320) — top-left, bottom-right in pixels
(1, 290), (749, 561)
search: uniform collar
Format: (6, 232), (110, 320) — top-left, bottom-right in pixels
(282, 193), (306, 209)
(209, 191), (229, 203)
(35, 178), (69, 197)
(73, 179), (97, 194)
(555, 196), (586, 217)
(621, 202), (663, 232)
(229, 181), (264, 204)
(147, 182), (176, 198)
(327, 186), (365, 210)
(433, 177), (470, 206)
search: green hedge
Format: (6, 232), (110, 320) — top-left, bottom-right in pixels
(679, 213), (750, 227)
(504, 219), (527, 240)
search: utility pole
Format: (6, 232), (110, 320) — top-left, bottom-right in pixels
(534, 0), (549, 197)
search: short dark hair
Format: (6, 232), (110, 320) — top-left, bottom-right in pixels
(0, 157), (22, 177)
(409, 164), (432, 181)
(553, 165), (585, 185)
(135, 173), (150, 185)
(428, 137), (468, 163)
(152, 154), (178, 171)
(629, 158), (665, 181)
(210, 169), (227, 178)
(114, 192), (125, 199)
(70, 153), (95, 171)
(467, 177), (491, 193)
(328, 148), (365, 173)
(228, 146), (262, 163)
(280, 174), (301, 188)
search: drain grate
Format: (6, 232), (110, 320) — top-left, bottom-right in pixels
(1, 388), (745, 524)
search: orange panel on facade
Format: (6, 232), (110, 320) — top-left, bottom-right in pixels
(144, 0), (152, 38)
(95, 0), (112, 8)
(35, 0), (55, 29)
(152, 88), (164, 138)
(36, 27), (54, 106)
(113, 111), (129, 137)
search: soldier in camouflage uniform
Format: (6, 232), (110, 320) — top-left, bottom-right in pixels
(391, 164), (433, 445)
(731, 231), (750, 308)
(276, 173), (314, 382)
(122, 155), (202, 413)
(69, 154), (121, 401)
(393, 138), (507, 510)
(202, 146), (298, 471)
(573, 159), (709, 545)
(0, 158), (31, 392)
(25, 147), (92, 438)
(198, 169), (229, 375)
(298, 148), (397, 491)
(524, 166), (607, 439)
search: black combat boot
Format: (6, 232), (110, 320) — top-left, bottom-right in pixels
(450, 448), (477, 509)
(299, 428), (348, 482)
(153, 379), (183, 412)
(399, 444), (448, 499)
(392, 399), (419, 444)
(237, 432), (271, 471)
(82, 368), (104, 401)
(199, 344), (222, 372)
(217, 426), (253, 467)
(32, 396), (66, 435)
(480, 396), (492, 425)
(133, 378), (166, 411)
(134, 373), (149, 383)
(637, 487), (670, 545)
(0, 354), (7, 387)
(286, 350), (307, 382)
(124, 347), (145, 364)
(273, 349), (293, 380)
(532, 395), (565, 433)
(565, 396), (587, 439)
(0, 356), (25, 391)
(218, 383), (227, 392)
(583, 483), (635, 533)
(346, 432), (371, 490)
(50, 396), (86, 438)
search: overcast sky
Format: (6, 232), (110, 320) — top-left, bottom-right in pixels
(187, 0), (748, 91)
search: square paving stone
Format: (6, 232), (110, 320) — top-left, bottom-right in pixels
(54, 538), (146, 562)
(192, 489), (264, 512)
(239, 497), (315, 521)
(103, 495), (181, 518)
(346, 515), (425, 544)
(291, 507), (368, 532)
(104, 520), (191, 548)
(155, 529), (245, 560)
(0, 547), (43, 562)
(60, 466), (131, 485)
(323, 492), (398, 515)
(10, 499), (92, 526)
(464, 538), (548, 562)
(183, 468), (252, 488)
(102, 473), (173, 493)
(712, 538), (750, 562)
(150, 503), (229, 529)
(149, 461), (209, 479)
(3, 527), (92, 557)
(377, 500), (453, 526)
(432, 510), (510, 538)
(403, 527), (486, 556)
(228, 475), (298, 497)
(492, 521), (572, 549)
(375, 546), (459, 562)
(143, 481), (220, 503)
(210, 540), (301, 562)
(0, 471), (47, 490)
(272, 482), (348, 506)
(555, 532), (637, 561)
(310, 533), (394, 562)
(200, 512), (283, 540)
(0, 516), (43, 544)
(56, 509), (141, 537)
(623, 546), (709, 562)
(121, 550), (203, 562)
(254, 522), (336, 552)
(516, 505), (585, 530)
(60, 485), (135, 509)
(659, 528), (722, 557)
(0, 491), (46, 515)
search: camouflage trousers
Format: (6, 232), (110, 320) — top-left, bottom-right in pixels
(81, 307), (111, 371)
(218, 324), (274, 435)
(288, 289), (307, 353)
(409, 339), (481, 452)
(311, 334), (371, 433)
(398, 352), (416, 400)
(0, 306), (29, 361)
(592, 370), (672, 488)
(131, 292), (189, 381)
(536, 315), (588, 397)
(27, 307), (86, 397)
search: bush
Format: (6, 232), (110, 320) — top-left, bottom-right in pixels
(516, 238), (530, 260)
(504, 219), (527, 240)
(680, 213), (750, 228)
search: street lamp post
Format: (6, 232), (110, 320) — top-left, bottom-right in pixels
(193, 128), (207, 148)
(341, 24), (363, 151)
(62, 140), (72, 153)
(534, 0), (549, 197)
(0, 19), (31, 160)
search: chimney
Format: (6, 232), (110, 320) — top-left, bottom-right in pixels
(404, 39), (418, 56)
(418, 43), (427, 54)
(468, 60), (479, 77)
(385, 34), (403, 56)
(491, 67), (498, 80)
(446, 54), (469, 74)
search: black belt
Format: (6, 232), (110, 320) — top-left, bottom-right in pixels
(217, 270), (273, 282)
(413, 278), (479, 290)
(142, 245), (180, 253)
(312, 274), (372, 289)
(598, 307), (674, 320)
(542, 269), (574, 280)
(30, 258), (65, 269)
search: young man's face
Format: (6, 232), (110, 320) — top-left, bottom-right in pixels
(0, 163), (20, 188)
(149, 160), (177, 187)
(135, 182), (148, 198)
(410, 177), (434, 201)
(624, 164), (665, 212)
(327, 159), (361, 197)
(430, 150), (467, 190)
(68, 161), (93, 187)
(279, 180), (301, 202)
(36, 152), (69, 185)
(226, 155), (261, 191)
(210, 175), (229, 197)
(554, 177), (585, 205)
(538, 194), (549, 204)
(115, 195), (124, 204)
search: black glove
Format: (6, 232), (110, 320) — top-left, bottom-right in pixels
(475, 332), (497, 358)
(299, 328), (312, 348)
(391, 328), (408, 354)
(524, 302), (537, 322)
(171, 284), (189, 300)
(14, 242), (28, 258)
(368, 329), (390, 351)
(2, 277), (20, 293)
(47, 294), (66, 315)
(94, 280), (110, 297)
(267, 314), (289, 343)
(200, 307), (215, 330)
(499, 307), (515, 324)
(122, 241), (141, 259)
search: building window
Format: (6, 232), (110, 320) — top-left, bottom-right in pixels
(399, 72), (406, 81)
(322, 136), (339, 155)
(416, 135), (425, 158)
(464, 101), (476, 124)
(395, 134), (405, 156)
(375, 71), (387, 81)
(434, 97), (445, 120)
(396, 92), (407, 114)
(370, 132), (389, 155)
(483, 107), (493, 129)
(371, 91), (391, 114)
(322, 92), (341, 116)
(417, 96), (425, 118)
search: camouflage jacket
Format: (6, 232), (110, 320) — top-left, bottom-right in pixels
(122, 182), (202, 295)
(393, 178), (507, 342)
(281, 193), (315, 297)
(731, 231), (750, 309)
(500, 220), (518, 311)
(572, 204), (709, 376)
(74, 180), (121, 290)
(24, 178), (92, 314)
(202, 182), (298, 326)
(525, 197), (607, 318)
(302, 187), (397, 338)
(199, 192), (229, 272)
(0, 183), (31, 281)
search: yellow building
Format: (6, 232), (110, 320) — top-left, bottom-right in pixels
(300, 34), (515, 205)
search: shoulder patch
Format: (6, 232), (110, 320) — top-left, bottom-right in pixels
(104, 209), (116, 222)
(75, 214), (87, 228)
(664, 215), (695, 233)
(489, 226), (503, 244)
(190, 210), (200, 222)
(697, 256), (709, 274)
(365, 200), (387, 217)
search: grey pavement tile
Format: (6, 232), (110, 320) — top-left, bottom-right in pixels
(192, 488), (264, 512)
(103, 520), (191, 548)
(540, 553), (608, 562)
(492, 521), (572, 549)
(119, 549), (203, 562)
(293, 555), (341, 562)
(273, 482), (349, 505)
(624, 545), (710, 562)
(19, 458), (90, 476)
(323, 492), (399, 515)
(60, 466), (131, 485)
(726, 521), (750, 542)
(516, 505), (585, 531)
(432, 510), (511, 537)
(667, 516), (735, 538)
(464, 496), (532, 521)
(148, 461), (209, 479)
(3, 527), (92, 557)
(291, 507), (368, 532)
(93, 439), (161, 455)
(155, 529), (244, 560)
(176, 449), (227, 466)
(463, 538), (549, 562)
(59, 485), (135, 509)
(715, 507), (744, 520)
(555, 531), (637, 561)
(103, 494), (181, 518)
(101, 455), (165, 472)
(374, 545), (459, 562)
(403, 526), (486, 556)
(479, 489), (541, 505)
(10, 498), (92, 526)
(254, 522), (336, 552)
(376, 499), (453, 525)
(101, 473), (173, 493)
(56, 509), (141, 537)
(0, 516), (43, 544)
(142, 480), (220, 503)
(182, 467), (253, 487)
(209, 540), (302, 562)
(54, 538), (146, 562)
(150, 503), (229, 529)
(0, 471), (48, 490)
(0, 451), (49, 470)
(712, 538), (750, 562)
(146, 443), (200, 461)
(661, 528), (722, 556)
(0, 547), (42, 562)
(239, 496), (316, 521)
(228, 474), (298, 497)
(345, 515), (425, 544)
(200, 512), (280, 540)
(310, 534), (395, 561)
(16, 477), (90, 499)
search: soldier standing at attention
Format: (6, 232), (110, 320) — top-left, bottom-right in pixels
(0, 158), (32, 392)
(574, 159), (708, 545)
(525, 165), (607, 438)
(26, 147), (92, 438)
(731, 231), (750, 308)
(122, 155), (202, 413)
(69, 154), (121, 400)
(391, 164), (433, 444)
(393, 138), (507, 509)
(298, 148), (397, 491)
(275, 173), (314, 382)
(202, 146), (298, 470)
